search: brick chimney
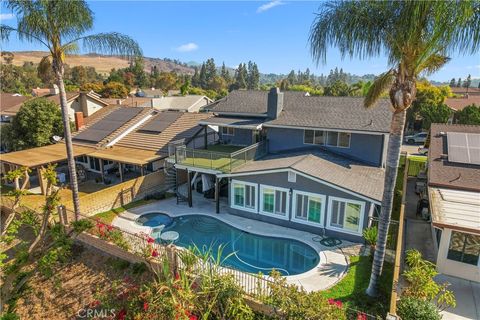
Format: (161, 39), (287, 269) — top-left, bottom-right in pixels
(74, 112), (85, 131)
(267, 87), (284, 119)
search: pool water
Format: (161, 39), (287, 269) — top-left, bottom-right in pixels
(136, 213), (320, 276)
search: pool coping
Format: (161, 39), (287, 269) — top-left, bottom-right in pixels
(112, 198), (355, 291)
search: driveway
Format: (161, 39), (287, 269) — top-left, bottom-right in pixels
(436, 274), (480, 320)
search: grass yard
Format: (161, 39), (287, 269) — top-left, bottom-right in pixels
(178, 145), (247, 172)
(206, 144), (244, 153)
(322, 255), (393, 317)
(93, 199), (156, 224)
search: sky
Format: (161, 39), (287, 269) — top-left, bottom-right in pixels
(1, 0), (479, 82)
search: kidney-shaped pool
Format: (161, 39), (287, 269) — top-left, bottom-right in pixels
(136, 213), (320, 276)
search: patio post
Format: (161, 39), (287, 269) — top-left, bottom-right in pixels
(215, 177), (220, 214)
(99, 159), (105, 184)
(37, 167), (47, 195)
(140, 165), (145, 176)
(204, 125), (208, 149)
(118, 162), (124, 182)
(187, 169), (193, 207)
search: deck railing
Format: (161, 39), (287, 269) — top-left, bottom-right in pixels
(174, 140), (268, 173)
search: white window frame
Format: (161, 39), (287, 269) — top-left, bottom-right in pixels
(292, 190), (326, 227)
(230, 180), (258, 213)
(303, 129), (325, 145)
(259, 184), (290, 220)
(326, 196), (366, 236)
(288, 171), (297, 183)
(221, 126), (235, 136)
(326, 131), (351, 148)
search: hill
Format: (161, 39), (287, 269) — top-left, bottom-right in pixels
(9, 51), (195, 76)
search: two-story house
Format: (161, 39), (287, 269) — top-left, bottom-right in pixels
(172, 88), (391, 242)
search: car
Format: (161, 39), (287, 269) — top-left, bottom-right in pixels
(418, 146), (428, 155)
(404, 132), (428, 144)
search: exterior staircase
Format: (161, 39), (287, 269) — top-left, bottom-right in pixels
(163, 160), (188, 204)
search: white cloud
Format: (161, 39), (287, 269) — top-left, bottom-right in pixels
(0, 13), (15, 21)
(175, 42), (199, 52)
(256, 0), (284, 13)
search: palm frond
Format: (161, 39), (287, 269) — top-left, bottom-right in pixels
(364, 70), (395, 109)
(0, 24), (15, 41)
(416, 54), (450, 76)
(61, 42), (79, 55)
(75, 32), (142, 58)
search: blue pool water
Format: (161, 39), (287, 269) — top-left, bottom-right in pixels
(136, 213), (320, 276)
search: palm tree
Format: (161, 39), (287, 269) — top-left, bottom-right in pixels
(309, 1), (479, 296)
(1, 1), (141, 221)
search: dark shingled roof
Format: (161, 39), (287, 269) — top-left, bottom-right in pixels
(232, 149), (385, 201)
(428, 123), (480, 192)
(209, 90), (392, 133)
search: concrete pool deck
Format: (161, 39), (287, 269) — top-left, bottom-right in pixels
(112, 195), (364, 292)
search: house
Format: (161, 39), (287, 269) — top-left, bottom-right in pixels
(150, 95), (213, 113)
(427, 124), (480, 282)
(1, 105), (214, 195)
(0, 93), (29, 123)
(171, 88), (391, 242)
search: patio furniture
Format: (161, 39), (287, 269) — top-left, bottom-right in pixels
(160, 231), (179, 244)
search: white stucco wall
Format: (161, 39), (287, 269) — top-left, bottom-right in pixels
(436, 228), (480, 282)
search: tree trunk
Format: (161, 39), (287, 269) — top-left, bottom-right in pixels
(366, 109), (406, 297)
(54, 63), (81, 220)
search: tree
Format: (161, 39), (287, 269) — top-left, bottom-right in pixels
(220, 62), (231, 84)
(1, 0), (141, 220)
(234, 63), (247, 89)
(324, 80), (349, 96)
(287, 70), (297, 85)
(457, 77), (462, 87)
(310, 0), (479, 296)
(80, 81), (105, 94)
(456, 104), (480, 125)
(101, 81), (129, 98)
(191, 67), (200, 87)
(204, 58), (217, 86)
(419, 103), (452, 129)
(247, 61), (260, 90)
(3, 98), (63, 151)
(449, 78), (456, 87)
(199, 63), (207, 89)
(463, 74), (472, 93)
(155, 72), (179, 91)
(407, 81), (450, 128)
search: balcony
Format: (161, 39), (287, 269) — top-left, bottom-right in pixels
(174, 140), (268, 173)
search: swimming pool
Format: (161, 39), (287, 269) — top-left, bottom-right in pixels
(136, 213), (320, 276)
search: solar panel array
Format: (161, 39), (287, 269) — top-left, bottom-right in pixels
(73, 108), (142, 143)
(447, 132), (480, 165)
(139, 112), (182, 133)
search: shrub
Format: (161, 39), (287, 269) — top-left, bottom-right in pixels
(397, 296), (441, 320)
(362, 226), (378, 247)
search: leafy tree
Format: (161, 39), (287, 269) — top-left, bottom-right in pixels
(455, 104), (480, 125)
(80, 81), (105, 94)
(449, 78), (456, 87)
(1, 0), (141, 220)
(209, 76), (227, 92)
(288, 85), (323, 96)
(310, 0), (479, 296)
(199, 63), (207, 89)
(234, 63), (247, 89)
(204, 58), (217, 86)
(456, 77), (462, 87)
(419, 103), (452, 129)
(407, 81), (451, 129)
(191, 66), (200, 87)
(220, 62), (231, 84)
(324, 80), (349, 96)
(3, 98), (63, 151)
(180, 78), (190, 96)
(128, 57), (148, 88)
(247, 61), (260, 90)
(101, 81), (129, 98)
(287, 70), (297, 85)
(463, 74), (472, 92)
(155, 72), (178, 91)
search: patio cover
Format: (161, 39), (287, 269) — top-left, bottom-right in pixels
(88, 146), (164, 166)
(0, 143), (95, 168)
(198, 117), (264, 130)
(429, 187), (480, 235)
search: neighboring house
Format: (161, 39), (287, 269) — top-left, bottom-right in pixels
(445, 95), (480, 123)
(151, 95), (213, 113)
(427, 124), (480, 282)
(0, 93), (29, 123)
(1, 105), (213, 195)
(449, 87), (480, 96)
(142, 88), (164, 98)
(172, 88), (392, 242)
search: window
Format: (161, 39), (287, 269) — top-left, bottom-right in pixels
(293, 191), (325, 226)
(231, 181), (257, 212)
(260, 185), (289, 219)
(221, 126), (234, 136)
(328, 197), (365, 234)
(304, 130), (350, 148)
(89, 157), (101, 171)
(288, 171), (297, 183)
(447, 231), (480, 266)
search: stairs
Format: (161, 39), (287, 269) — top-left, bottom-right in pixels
(163, 160), (188, 204)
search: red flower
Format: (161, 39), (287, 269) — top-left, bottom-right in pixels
(335, 300), (343, 308)
(357, 312), (368, 320)
(147, 237), (155, 244)
(151, 249), (159, 257)
(189, 315), (198, 320)
(175, 272), (180, 280)
(106, 225), (114, 231)
(117, 309), (127, 320)
(328, 298), (334, 305)
(143, 301), (149, 311)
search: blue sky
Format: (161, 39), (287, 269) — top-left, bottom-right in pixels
(1, 1), (478, 82)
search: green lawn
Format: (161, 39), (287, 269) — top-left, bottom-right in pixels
(206, 144), (244, 153)
(178, 145), (247, 172)
(322, 255), (393, 317)
(93, 199), (155, 224)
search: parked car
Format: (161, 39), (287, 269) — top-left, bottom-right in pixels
(404, 132), (428, 144)
(418, 146), (428, 155)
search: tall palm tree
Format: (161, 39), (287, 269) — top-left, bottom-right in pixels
(309, 1), (479, 296)
(1, 0), (142, 221)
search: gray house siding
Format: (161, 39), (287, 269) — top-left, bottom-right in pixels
(219, 128), (253, 146)
(227, 171), (376, 242)
(266, 127), (385, 166)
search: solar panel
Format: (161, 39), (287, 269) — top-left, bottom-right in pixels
(73, 108), (143, 143)
(140, 112), (182, 133)
(447, 132), (480, 165)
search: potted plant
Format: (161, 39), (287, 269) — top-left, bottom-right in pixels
(362, 226), (378, 256)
